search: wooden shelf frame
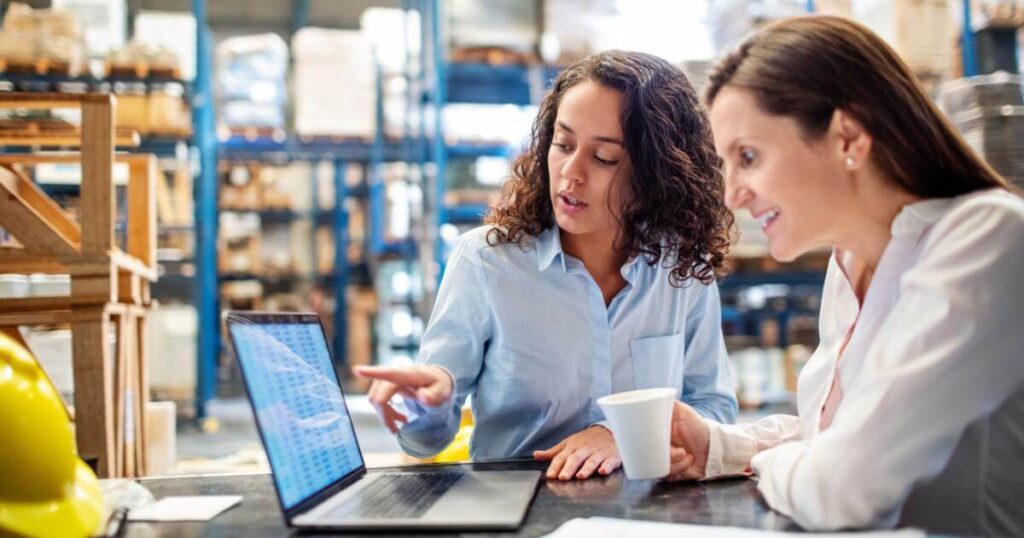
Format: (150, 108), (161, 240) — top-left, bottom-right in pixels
(0, 92), (157, 478)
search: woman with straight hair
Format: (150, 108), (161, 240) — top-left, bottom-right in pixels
(356, 50), (738, 481)
(665, 16), (1024, 535)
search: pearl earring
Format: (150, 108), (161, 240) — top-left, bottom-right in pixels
(845, 156), (855, 169)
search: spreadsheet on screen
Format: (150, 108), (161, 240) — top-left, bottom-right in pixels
(231, 321), (364, 509)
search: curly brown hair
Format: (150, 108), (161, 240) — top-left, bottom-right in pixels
(484, 50), (733, 286)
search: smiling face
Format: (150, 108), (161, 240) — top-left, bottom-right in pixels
(709, 87), (851, 262)
(547, 81), (630, 243)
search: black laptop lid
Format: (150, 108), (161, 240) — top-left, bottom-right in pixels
(226, 311), (366, 514)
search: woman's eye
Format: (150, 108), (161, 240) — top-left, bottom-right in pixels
(739, 148), (756, 167)
(552, 142), (572, 153)
(595, 155), (619, 166)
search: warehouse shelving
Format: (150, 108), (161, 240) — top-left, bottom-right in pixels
(2, 0), (991, 420)
(190, 0), (433, 419)
(425, 0), (564, 277)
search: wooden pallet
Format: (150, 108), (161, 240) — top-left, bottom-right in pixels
(450, 46), (536, 66)
(107, 62), (182, 81)
(0, 92), (157, 478)
(0, 57), (80, 77)
(295, 133), (375, 145)
(223, 125), (287, 142)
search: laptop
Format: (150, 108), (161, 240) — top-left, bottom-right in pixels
(224, 311), (541, 531)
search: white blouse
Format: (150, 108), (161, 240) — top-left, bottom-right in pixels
(704, 188), (1024, 535)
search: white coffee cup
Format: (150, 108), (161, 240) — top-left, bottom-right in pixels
(597, 387), (676, 480)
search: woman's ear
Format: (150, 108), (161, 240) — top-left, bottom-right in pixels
(829, 108), (872, 172)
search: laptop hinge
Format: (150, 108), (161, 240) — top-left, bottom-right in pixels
(287, 467), (368, 522)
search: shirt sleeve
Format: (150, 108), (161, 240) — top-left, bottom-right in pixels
(396, 234), (493, 458)
(751, 198), (1024, 530)
(680, 280), (739, 424)
(703, 414), (802, 477)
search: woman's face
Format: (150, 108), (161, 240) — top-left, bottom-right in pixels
(709, 87), (848, 261)
(548, 81), (629, 241)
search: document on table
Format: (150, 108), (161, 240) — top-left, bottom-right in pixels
(127, 495), (242, 522)
(543, 517), (925, 538)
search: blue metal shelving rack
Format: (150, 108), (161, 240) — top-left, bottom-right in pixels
(424, 0), (559, 277)
(190, 0), (430, 419)
(192, 0), (218, 420)
(962, 0), (978, 77)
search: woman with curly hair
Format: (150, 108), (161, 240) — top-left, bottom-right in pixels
(356, 50), (737, 481)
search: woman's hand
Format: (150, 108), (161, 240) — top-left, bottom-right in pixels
(353, 365), (453, 434)
(664, 401), (710, 481)
(533, 425), (621, 481)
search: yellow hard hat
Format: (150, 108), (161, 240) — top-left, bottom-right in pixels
(0, 332), (103, 538)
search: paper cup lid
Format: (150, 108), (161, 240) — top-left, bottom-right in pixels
(597, 387), (676, 407)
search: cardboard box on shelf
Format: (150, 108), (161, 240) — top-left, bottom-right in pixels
(218, 237), (261, 275)
(0, 2), (86, 74)
(115, 92), (149, 133)
(347, 286), (378, 391)
(449, 0), (538, 54)
(972, 0), (1024, 30)
(293, 28), (375, 138)
(148, 90), (191, 136)
(219, 208), (262, 275)
(815, 0), (853, 16)
(216, 33), (288, 130)
(315, 226), (334, 275)
(443, 188), (500, 207)
(855, 0), (955, 78)
(220, 280), (263, 310)
(219, 164), (262, 210)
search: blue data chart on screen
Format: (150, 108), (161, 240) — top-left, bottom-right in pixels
(232, 322), (364, 509)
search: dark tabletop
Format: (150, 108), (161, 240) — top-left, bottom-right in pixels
(128, 460), (802, 537)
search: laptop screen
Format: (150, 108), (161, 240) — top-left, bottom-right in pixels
(228, 315), (365, 510)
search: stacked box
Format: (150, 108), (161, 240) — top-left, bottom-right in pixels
(215, 33), (288, 130)
(815, 0), (853, 16)
(0, 2), (85, 73)
(937, 73), (1024, 189)
(293, 28), (375, 138)
(854, 0), (954, 77)
(347, 287), (378, 390)
(707, 0), (806, 54)
(134, 11), (197, 81)
(971, 0), (1024, 29)
(448, 0), (538, 54)
(52, 0), (125, 57)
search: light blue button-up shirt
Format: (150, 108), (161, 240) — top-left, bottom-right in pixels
(397, 225), (737, 460)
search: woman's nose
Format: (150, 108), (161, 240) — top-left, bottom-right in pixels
(724, 173), (753, 210)
(561, 151), (585, 185)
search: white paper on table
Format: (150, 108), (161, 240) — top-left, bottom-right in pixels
(543, 517), (926, 538)
(127, 495), (243, 522)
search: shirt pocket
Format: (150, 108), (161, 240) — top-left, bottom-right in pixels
(630, 333), (686, 397)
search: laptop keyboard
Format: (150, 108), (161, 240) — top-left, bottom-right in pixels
(327, 472), (464, 520)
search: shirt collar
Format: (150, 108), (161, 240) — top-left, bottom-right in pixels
(536, 225), (646, 280)
(890, 196), (958, 239)
(536, 225), (565, 272)
(834, 194), (966, 302)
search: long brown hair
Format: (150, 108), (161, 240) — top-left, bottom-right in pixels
(706, 16), (1013, 197)
(485, 50), (732, 286)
